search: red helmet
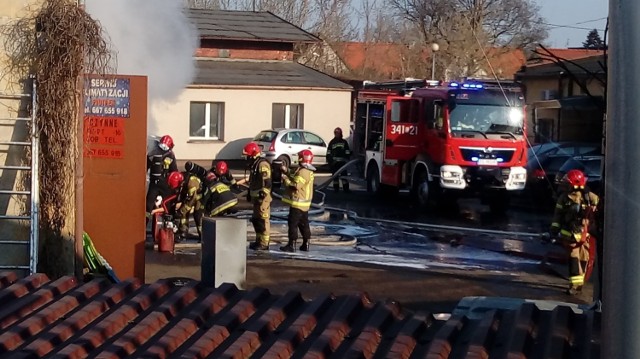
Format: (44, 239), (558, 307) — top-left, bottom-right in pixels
(167, 171), (184, 190)
(298, 149), (313, 165)
(215, 161), (228, 175)
(159, 135), (174, 151)
(243, 142), (261, 157)
(565, 169), (587, 188)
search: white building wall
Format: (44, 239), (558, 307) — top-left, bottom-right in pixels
(0, 0), (43, 272)
(152, 87), (352, 160)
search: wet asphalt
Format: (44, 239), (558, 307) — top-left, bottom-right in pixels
(147, 173), (563, 273)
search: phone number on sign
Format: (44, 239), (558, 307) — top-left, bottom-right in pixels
(84, 148), (124, 159)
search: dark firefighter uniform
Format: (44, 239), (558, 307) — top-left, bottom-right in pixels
(550, 189), (599, 293)
(327, 135), (351, 191)
(176, 173), (203, 241)
(203, 175), (238, 217)
(217, 171), (237, 187)
(280, 165), (315, 252)
(248, 157), (272, 250)
(146, 147), (177, 220)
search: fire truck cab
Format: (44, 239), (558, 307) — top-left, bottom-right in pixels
(358, 80), (527, 213)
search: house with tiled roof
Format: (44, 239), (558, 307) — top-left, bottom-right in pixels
(331, 42), (526, 82)
(153, 9), (353, 161)
(515, 48), (606, 143)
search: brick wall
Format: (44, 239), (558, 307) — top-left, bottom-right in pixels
(196, 39), (295, 61)
(195, 47), (293, 61)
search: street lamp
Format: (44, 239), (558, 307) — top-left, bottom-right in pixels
(431, 43), (440, 80)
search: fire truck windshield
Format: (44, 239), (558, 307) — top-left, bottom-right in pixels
(448, 104), (524, 135)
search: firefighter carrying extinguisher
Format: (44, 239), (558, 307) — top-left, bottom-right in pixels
(549, 169), (599, 295)
(244, 142), (272, 250)
(280, 149), (316, 252)
(327, 127), (351, 192)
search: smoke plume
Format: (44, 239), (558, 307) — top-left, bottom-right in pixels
(85, 0), (200, 134)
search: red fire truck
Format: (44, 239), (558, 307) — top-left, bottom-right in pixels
(354, 79), (527, 212)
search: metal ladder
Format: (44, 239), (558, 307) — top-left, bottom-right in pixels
(0, 78), (39, 275)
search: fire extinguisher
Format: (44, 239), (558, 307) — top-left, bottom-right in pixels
(158, 214), (177, 253)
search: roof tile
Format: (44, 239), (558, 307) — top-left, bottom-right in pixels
(187, 9), (318, 43)
(193, 59), (352, 89)
(0, 274), (601, 358)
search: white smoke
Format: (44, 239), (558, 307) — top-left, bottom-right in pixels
(84, 0), (200, 134)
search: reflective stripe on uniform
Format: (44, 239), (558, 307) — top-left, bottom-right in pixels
(282, 197), (312, 210)
(209, 198), (238, 216)
(570, 275), (584, 286)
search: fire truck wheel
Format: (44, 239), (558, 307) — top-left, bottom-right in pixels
(412, 170), (430, 208)
(366, 164), (380, 193)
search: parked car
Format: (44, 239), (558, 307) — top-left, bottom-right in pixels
(554, 155), (604, 196)
(526, 153), (575, 202)
(527, 141), (601, 164)
(526, 142), (602, 200)
(251, 128), (328, 168)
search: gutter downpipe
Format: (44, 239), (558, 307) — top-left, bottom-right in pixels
(603, 1), (640, 358)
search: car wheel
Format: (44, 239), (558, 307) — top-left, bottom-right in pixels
(277, 155), (290, 169)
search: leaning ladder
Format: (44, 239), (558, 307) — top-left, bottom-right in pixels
(0, 78), (39, 275)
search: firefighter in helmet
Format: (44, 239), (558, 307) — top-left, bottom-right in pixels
(146, 135), (178, 222)
(549, 169), (599, 295)
(175, 162), (205, 242)
(280, 149), (316, 252)
(202, 171), (239, 217)
(244, 142), (272, 250)
(211, 160), (237, 187)
(153, 171), (184, 217)
(327, 127), (351, 192)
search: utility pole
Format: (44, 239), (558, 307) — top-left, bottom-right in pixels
(604, 1), (640, 358)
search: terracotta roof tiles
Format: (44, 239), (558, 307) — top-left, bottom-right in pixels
(0, 273), (600, 358)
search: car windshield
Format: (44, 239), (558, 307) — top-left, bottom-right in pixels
(449, 104), (524, 135)
(253, 131), (277, 142)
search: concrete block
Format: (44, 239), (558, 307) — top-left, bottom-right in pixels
(201, 217), (247, 289)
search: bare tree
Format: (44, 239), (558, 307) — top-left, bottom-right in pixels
(389, 0), (547, 79)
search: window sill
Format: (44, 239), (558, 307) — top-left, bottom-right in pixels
(187, 139), (224, 144)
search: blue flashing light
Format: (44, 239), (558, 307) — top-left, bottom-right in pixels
(462, 83), (470, 88)
(497, 158), (504, 163)
(475, 84), (483, 89)
(471, 156), (479, 162)
(450, 82), (460, 87)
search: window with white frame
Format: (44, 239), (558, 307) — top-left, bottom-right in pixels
(272, 103), (304, 129)
(189, 102), (224, 140)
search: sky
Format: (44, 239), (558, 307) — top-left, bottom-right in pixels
(537, 0), (609, 48)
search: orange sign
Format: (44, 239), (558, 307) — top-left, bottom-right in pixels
(84, 117), (125, 146)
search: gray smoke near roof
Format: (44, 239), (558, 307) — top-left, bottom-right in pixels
(85, 0), (200, 134)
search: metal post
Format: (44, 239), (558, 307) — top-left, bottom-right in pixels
(29, 77), (39, 275)
(431, 55), (436, 80)
(604, 2), (640, 358)
(431, 43), (439, 80)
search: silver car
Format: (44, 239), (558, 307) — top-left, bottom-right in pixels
(251, 128), (328, 168)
